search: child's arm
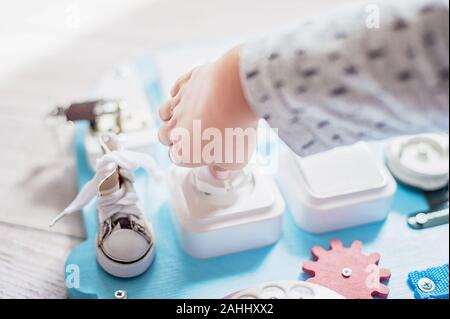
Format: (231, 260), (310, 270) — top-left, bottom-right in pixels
(240, 0), (449, 156)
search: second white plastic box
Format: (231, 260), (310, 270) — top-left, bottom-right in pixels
(277, 142), (397, 233)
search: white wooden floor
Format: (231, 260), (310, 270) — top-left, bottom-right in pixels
(0, 0), (353, 298)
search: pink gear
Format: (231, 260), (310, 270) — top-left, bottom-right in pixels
(302, 239), (391, 299)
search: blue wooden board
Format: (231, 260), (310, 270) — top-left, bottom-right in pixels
(64, 56), (449, 299)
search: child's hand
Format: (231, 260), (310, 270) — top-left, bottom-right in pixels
(158, 47), (257, 170)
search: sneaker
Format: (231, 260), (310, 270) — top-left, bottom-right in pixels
(50, 133), (161, 278)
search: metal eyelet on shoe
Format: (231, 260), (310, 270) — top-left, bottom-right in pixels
(97, 218), (113, 247)
(131, 218), (153, 244)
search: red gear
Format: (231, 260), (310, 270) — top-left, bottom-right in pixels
(302, 239), (391, 299)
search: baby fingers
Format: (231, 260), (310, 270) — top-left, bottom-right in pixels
(159, 91), (182, 121)
(158, 116), (177, 146)
(170, 68), (195, 97)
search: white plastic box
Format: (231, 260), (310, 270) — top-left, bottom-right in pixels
(168, 165), (285, 258)
(277, 142), (397, 233)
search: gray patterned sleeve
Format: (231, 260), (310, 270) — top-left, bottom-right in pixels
(239, 0), (449, 156)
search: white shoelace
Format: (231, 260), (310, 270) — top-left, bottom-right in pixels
(49, 150), (163, 227)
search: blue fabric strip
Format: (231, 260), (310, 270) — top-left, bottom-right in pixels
(408, 264), (449, 299)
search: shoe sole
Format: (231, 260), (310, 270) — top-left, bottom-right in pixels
(96, 243), (156, 278)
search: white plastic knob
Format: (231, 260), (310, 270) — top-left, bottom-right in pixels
(386, 134), (449, 191)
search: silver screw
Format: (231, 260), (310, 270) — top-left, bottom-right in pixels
(341, 268), (353, 278)
(114, 290), (128, 299)
(418, 278), (435, 293)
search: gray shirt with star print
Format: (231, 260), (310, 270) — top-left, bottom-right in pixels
(240, 0), (449, 156)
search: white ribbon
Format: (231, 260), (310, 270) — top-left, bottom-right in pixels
(49, 150), (163, 227)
